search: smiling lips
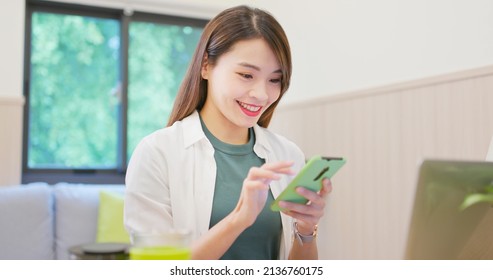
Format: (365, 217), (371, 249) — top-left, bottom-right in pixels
(237, 101), (262, 117)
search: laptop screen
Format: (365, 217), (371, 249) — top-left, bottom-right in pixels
(405, 160), (493, 259)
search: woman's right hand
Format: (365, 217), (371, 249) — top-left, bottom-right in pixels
(190, 160), (295, 259)
(232, 161), (295, 228)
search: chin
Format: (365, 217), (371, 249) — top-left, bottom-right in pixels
(240, 121), (257, 128)
(236, 117), (259, 129)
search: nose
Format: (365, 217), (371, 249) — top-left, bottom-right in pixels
(248, 82), (269, 102)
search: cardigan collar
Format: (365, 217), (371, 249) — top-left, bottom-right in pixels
(181, 110), (273, 160)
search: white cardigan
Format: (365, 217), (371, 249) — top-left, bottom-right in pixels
(124, 111), (305, 259)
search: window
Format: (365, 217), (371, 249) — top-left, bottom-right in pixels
(23, 1), (207, 184)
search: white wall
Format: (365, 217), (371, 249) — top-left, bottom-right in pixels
(0, 1), (25, 97)
(264, 0), (493, 104)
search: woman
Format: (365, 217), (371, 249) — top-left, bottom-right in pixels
(124, 5), (332, 260)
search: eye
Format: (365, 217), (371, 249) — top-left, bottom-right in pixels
(238, 73), (253, 79)
(270, 78), (282, 84)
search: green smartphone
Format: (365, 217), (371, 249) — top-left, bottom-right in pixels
(270, 155), (346, 211)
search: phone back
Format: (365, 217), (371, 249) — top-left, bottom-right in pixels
(270, 156), (346, 211)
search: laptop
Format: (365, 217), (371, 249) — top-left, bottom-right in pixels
(404, 159), (493, 259)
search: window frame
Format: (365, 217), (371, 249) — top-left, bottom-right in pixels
(22, 0), (208, 184)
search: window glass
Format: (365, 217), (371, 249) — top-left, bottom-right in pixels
(127, 22), (202, 160)
(28, 12), (120, 169)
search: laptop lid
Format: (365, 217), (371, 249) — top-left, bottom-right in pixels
(405, 160), (493, 259)
(487, 136), (493, 161)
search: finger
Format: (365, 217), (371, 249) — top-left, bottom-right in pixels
(294, 187), (327, 211)
(296, 187), (323, 204)
(279, 199), (324, 217)
(262, 161), (296, 175)
(246, 161), (296, 181)
(319, 178), (333, 198)
(243, 179), (270, 191)
(246, 167), (282, 182)
(292, 179), (332, 204)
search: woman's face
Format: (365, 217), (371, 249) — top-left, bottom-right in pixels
(201, 38), (282, 131)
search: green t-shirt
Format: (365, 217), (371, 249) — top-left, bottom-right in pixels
(200, 119), (282, 260)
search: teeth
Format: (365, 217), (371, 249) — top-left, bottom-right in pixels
(238, 101), (261, 112)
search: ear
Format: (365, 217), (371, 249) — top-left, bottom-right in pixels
(201, 53), (209, 80)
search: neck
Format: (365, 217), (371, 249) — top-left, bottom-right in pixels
(199, 110), (249, 145)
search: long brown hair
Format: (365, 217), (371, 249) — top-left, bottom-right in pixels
(166, 5), (292, 128)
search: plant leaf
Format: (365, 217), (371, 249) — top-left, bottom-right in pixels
(460, 193), (493, 211)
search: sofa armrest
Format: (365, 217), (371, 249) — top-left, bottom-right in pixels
(0, 183), (55, 260)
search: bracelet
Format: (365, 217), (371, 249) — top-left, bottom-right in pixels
(293, 221), (318, 246)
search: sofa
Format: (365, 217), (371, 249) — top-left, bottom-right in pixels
(0, 182), (127, 260)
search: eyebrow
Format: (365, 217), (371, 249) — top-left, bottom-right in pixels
(237, 62), (282, 74)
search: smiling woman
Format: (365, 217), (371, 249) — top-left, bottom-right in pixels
(124, 5), (333, 260)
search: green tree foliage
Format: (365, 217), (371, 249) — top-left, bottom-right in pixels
(127, 23), (202, 161)
(30, 13), (120, 168)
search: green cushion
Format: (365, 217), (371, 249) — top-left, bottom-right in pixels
(96, 190), (130, 244)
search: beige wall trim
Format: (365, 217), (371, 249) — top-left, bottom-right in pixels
(0, 96), (25, 186)
(280, 65), (493, 111)
(0, 95), (25, 106)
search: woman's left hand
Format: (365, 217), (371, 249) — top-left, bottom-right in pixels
(279, 178), (332, 235)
